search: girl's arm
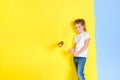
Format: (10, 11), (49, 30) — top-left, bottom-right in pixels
(75, 38), (90, 56)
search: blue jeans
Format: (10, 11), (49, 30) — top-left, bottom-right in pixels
(73, 57), (86, 80)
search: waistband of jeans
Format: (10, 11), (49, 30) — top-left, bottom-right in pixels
(73, 57), (86, 59)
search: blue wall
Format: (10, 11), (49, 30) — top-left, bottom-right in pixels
(95, 0), (120, 80)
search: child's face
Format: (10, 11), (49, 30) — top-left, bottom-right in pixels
(74, 23), (84, 33)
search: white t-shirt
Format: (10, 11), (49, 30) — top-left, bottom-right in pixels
(74, 31), (90, 57)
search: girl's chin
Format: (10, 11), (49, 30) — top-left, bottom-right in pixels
(78, 31), (84, 33)
(78, 31), (81, 33)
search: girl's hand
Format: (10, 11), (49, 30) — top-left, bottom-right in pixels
(74, 52), (81, 57)
(68, 48), (74, 53)
(68, 48), (76, 55)
(68, 48), (73, 53)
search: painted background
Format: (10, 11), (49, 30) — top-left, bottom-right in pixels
(0, 0), (97, 80)
(95, 0), (120, 80)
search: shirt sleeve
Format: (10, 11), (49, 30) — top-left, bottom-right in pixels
(74, 35), (77, 43)
(84, 32), (90, 40)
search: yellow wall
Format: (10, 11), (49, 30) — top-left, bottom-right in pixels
(0, 0), (97, 80)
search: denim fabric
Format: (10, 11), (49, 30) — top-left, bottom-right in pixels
(73, 57), (86, 80)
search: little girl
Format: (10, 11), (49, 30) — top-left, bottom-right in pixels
(68, 19), (90, 80)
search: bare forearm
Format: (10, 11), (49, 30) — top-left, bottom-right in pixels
(77, 45), (88, 55)
(77, 39), (90, 55)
